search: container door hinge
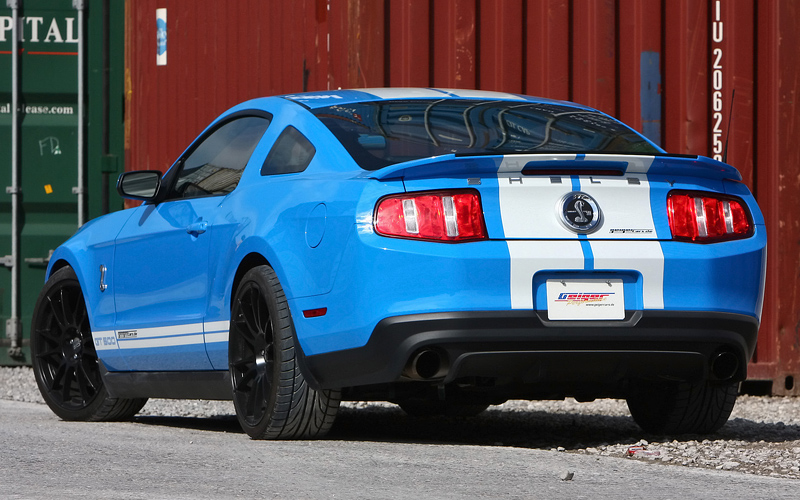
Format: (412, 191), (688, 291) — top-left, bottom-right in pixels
(72, 187), (87, 195)
(6, 318), (22, 359)
(5, 186), (21, 195)
(0, 255), (14, 268)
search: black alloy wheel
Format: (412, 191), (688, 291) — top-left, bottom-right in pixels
(229, 265), (340, 439)
(31, 266), (146, 421)
(230, 279), (276, 429)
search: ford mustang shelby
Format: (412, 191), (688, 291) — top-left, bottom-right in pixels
(32, 88), (766, 439)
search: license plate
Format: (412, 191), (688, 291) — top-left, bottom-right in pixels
(545, 279), (624, 320)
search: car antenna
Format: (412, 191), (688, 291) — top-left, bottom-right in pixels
(722, 88), (736, 164)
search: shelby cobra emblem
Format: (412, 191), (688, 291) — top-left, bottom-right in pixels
(560, 192), (601, 233)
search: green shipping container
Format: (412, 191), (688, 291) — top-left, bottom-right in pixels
(0, 0), (125, 365)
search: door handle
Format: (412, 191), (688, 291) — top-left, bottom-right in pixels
(186, 221), (208, 235)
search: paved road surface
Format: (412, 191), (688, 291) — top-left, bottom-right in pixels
(0, 400), (795, 499)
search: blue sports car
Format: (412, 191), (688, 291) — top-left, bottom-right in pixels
(31, 89), (767, 438)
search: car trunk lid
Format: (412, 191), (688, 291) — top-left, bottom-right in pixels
(369, 153), (739, 241)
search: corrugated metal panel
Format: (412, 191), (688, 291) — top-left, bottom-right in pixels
(125, 0), (327, 173)
(479, 0), (524, 93)
(0, 0), (125, 365)
(388, 0), (430, 86)
(524, 0), (570, 100)
(617, 0), (662, 143)
(431, 0), (477, 88)
(750, 0), (800, 395)
(663, 0), (708, 156)
(124, 0), (800, 393)
(328, 0), (385, 89)
(720, 0), (755, 186)
(571, 0), (617, 114)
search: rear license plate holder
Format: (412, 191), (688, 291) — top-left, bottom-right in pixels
(545, 279), (624, 320)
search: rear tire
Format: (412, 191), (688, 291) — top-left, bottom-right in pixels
(31, 266), (147, 421)
(229, 265), (340, 439)
(626, 380), (738, 434)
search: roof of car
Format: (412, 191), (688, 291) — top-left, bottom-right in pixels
(275, 88), (594, 110)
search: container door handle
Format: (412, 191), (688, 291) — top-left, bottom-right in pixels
(186, 221), (208, 235)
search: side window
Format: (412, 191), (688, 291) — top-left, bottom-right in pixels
(169, 115), (271, 199)
(261, 126), (316, 176)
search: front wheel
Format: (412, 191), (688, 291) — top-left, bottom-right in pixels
(626, 380), (738, 435)
(229, 265), (340, 439)
(31, 266), (147, 421)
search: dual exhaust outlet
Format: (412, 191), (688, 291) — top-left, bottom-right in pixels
(402, 348), (741, 382)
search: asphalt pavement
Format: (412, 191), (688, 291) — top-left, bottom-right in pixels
(0, 399), (796, 500)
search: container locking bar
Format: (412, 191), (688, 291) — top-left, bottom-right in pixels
(6, 0), (22, 359)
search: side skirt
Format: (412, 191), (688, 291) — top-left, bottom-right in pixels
(102, 366), (232, 400)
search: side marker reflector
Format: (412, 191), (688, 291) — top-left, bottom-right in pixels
(303, 308), (327, 318)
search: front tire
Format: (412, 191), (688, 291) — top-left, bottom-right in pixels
(31, 266), (147, 421)
(626, 380), (738, 434)
(229, 265), (340, 439)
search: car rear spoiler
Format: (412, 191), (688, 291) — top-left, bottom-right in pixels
(366, 153), (743, 183)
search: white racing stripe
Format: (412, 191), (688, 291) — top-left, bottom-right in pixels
(434, 88), (528, 100)
(507, 239), (666, 311)
(118, 334), (206, 350)
(577, 175), (658, 240)
(579, 154), (655, 174)
(358, 88), (530, 101)
(497, 156), (658, 240)
(499, 174), (572, 239)
(101, 321), (231, 350)
(118, 323), (203, 339)
(204, 320), (230, 344)
(499, 155), (665, 310)
(498, 155), (577, 173)
(204, 332), (229, 344)
(499, 154), (655, 173)
(358, 88), (450, 99)
(92, 330), (118, 351)
(590, 241), (665, 309)
(115, 323), (204, 350)
(508, 240), (584, 309)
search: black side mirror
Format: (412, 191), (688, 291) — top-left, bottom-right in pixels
(117, 171), (162, 201)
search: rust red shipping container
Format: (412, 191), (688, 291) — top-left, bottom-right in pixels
(124, 0), (800, 394)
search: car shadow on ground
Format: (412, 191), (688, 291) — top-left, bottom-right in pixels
(330, 408), (800, 449)
(132, 404), (800, 448)
(133, 414), (242, 434)
(330, 406), (643, 449)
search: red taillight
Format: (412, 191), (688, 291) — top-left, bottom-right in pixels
(374, 190), (487, 242)
(667, 192), (753, 242)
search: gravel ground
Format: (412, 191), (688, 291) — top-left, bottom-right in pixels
(3, 366), (799, 480)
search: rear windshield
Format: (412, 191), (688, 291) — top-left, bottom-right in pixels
(311, 99), (661, 171)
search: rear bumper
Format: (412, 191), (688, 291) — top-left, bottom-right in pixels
(301, 310), (758, 391)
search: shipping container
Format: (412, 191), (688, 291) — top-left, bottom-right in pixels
(124, 0), (800, 394)
(5, 0), (798, 396)
(0, 0), (125, 365)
